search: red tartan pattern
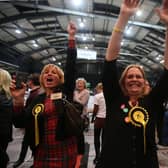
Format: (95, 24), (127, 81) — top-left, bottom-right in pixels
(68, 40), (75, 49)
(34, 98), (78, 168)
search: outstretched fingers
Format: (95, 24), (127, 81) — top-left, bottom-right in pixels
(155, 0), (168, 26)
(67, 21), (77, 36)
(124, 0), (140, 7)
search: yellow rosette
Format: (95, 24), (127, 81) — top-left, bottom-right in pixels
(128, 106), (149, 154)
(32, 104), (44, 146)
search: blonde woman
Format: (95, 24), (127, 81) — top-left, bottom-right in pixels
(74, 78), (90, 116)
(92, 83), (106, 164)
(0, 68), (13, 168)
(11, 22), (83, 168)
(96, 0), (168, 168)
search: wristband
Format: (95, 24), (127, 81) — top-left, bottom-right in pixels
(113, 27), (123, 33)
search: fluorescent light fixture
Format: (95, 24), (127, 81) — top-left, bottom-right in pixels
(136, 10), (142, 17)
(73, 0), (82, 6)
(77, 48), (97, 60)
(125, 27), (132, 35)
(52, 57), (56, 61)
(160, 60), (164, 64)
(33, 43), (38, 47)
(15, 29), (22, 34)
(79, 21), (84, 28)
(82, 36), (87, 41)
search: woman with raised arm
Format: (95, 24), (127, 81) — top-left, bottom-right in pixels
(11, 22), (84, 168)
(96, 0), (168, 168)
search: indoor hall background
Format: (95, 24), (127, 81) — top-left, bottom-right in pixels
(0, 0), (166, 88)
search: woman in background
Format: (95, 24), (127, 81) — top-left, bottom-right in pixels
(0, 68), (13, 168)
(92, 83), (106, 164)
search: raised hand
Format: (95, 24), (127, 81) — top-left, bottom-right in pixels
(155, 0), (168, 25)
(120, 0), (140, 17)
(10, 79), (26, 105)
(67, 21), (77, 37)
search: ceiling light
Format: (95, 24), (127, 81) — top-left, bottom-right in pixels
(52, 57), (56, 61)
(82, 36), (87, 41)
(15, 29), (22, 34)
(33, 43), (38, 47)
(79, 21), (84, 28)
(73, 0), (82, 7)
(136, 10), (142, 17)
(156, 57), (160, 61)
(125, 27), (132, 36)
(160, 60), (164, 64)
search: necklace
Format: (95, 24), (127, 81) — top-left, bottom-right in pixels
(128, 100), (138, 107)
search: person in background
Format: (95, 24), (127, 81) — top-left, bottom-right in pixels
(91, 82), (106, 164)
(161, 100), (168, 145)
(156, 100), (168, 146)
(13, 73), (40, 168)
(0, 68), (13, 168)
(96, 0), (168, 168)
(144, 80), (165, 146)
(73, 78), (90, 131)
(11, 22), (83, 168)
(73, 78), (90, 167)
(144, 80), (151, 95)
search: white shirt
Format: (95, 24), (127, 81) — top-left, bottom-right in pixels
(94, 92), (106, 118)
(73, 89), (90, 115)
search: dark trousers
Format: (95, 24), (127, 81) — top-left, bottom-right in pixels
(17, 131), (33, 161)
(0, 140), (9, 168)
(156, 111), (164, 144)
(94, 118), (105, 158)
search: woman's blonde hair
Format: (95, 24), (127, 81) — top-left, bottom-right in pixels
(119, 64), (146, 96)
(96, 82), (103, 90)
(76, 78), (87, 88)
(0, 68), (12, 99)
(40, 64), (64, 89)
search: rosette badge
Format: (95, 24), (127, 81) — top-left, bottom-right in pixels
(128, 106), (149, 154)
(32, 104), (44, 115)
(32, 104), (44, 146)
(128, 106), (149, 127)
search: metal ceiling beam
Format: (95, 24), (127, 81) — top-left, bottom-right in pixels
(0, 11), (63, 24)
(2, 25), (162, 67)
(0, 60), (19, 68)
(10, 1), (166, 31)
(1, 25), (154, 45)
(8, 34), (44, 46)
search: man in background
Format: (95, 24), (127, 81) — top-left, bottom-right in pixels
(13, 73), (40, 168)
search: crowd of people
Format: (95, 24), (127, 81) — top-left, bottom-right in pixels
(0, 0), (168, 167)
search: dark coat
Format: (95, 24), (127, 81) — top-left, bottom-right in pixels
(96, 60), (168, 168)
(13, 46), (85, 154)
(0, 90), (13, 142)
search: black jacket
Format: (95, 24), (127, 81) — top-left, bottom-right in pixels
(96, 60), (168, 168)
(13, 46), (85, 154)
(0, 90), (13, 142)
